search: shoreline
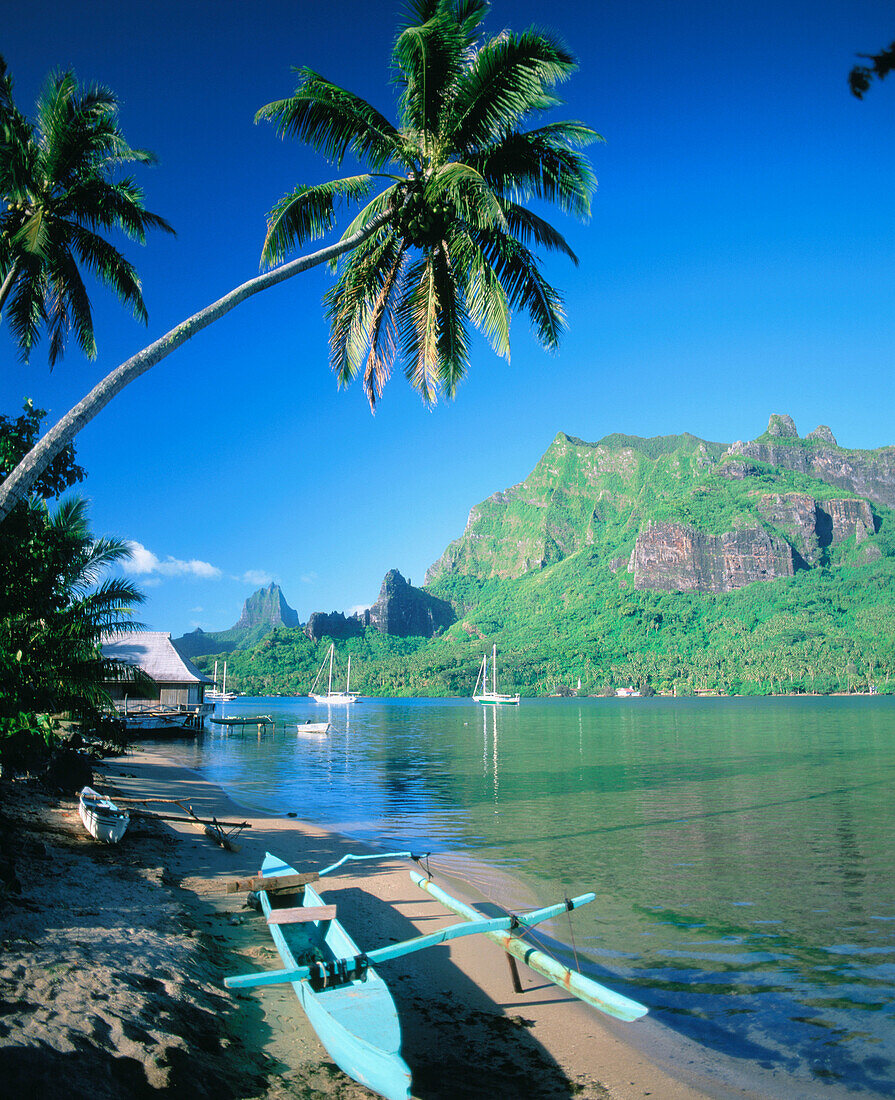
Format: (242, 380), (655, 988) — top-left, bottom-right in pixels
(2, 739), (855, 1099)
(106, 745), (759, 1098)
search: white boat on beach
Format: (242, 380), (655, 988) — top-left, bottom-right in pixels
(309, 644), (360, 705)
(473, 645), (520, 706)
(78, 786), (130, 844)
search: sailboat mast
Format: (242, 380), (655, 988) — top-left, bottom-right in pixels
(346, 655), (351, 694)
(492, 644), (497, 694)
(213, 660), (218, 691)
(222, 662), (227, 696)
(328, 644), (334, 695)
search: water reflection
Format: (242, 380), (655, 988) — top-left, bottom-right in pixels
(154, 696), (895, 1097)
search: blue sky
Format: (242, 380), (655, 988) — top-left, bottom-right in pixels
(3, 0), (894, 637)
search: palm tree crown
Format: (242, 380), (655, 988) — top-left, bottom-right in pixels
(257, 0), (600, 407)
(0, 56), (174, 365)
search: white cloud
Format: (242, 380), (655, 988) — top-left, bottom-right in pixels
(124, 541), (222, 579)
(301, 572), (318, 584)
(345, 604), (371, 617)
(240, 569), (273, 586)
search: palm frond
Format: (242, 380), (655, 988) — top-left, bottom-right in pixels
(432, 161), (507, 232)
(46, 243), (94, 363)
(478, 228), (565, 349)
(363, 244), (406, 406)
(325, 231), (405, 386)
(450, 28), (578, 149)
(261, 175), (375, 268)
(397, 255), (441, 402)
(430, 242), (471, 396)
(448, 228), (510, 359)
(63, 176), (175, 239)
(257, 70), (402, 170)
(503, 203), (578, 262)
(65, 221), (146, 325)
(333, 181), (402, 267)
(472, 122), (600, 218)
(6, 255), (46, 359)
(392, 3), (474, 142)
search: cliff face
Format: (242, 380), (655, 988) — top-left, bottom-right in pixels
(728, 415), (895, 508)
(305, 570), (454, 642)
(365, 569), (454, 637)
(235, 582), (299, 631)
(631, 522), (795, 592)
(305, 610), (363, 643)
(427, 415), (891, 598)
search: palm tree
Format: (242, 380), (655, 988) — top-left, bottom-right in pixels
(0, 56), (174, 364)
(0, 495), (146, 723)
(0, 0), (598, 523)
(258, 0), (600, 406)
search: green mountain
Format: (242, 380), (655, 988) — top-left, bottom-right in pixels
(190, 415), (895, 698)
(173, 582), (299, 658)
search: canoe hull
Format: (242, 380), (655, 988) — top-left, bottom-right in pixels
(258, 852), (411, 1100)
(78, 786), (129, 844)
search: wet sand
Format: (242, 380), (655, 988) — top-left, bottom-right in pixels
(0, 745), (765, 1098)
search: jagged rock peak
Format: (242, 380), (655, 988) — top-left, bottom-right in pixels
(807, 424), (837, 446)
(766, 413), (799, 438)
(367, 569), (454, 638)
(236, 582), (299, 630)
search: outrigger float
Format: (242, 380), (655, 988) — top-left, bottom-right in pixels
(225, 851), (648, 1100)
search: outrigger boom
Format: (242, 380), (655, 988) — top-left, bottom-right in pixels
(411, 872), (648, 1022)
(225, 866), (647, 1022)
(225, 890), (596, 992)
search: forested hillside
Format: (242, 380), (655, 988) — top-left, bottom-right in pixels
(192, 416), (895, 697)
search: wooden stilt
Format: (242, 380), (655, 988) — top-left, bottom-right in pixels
(506, 951), (524, 993)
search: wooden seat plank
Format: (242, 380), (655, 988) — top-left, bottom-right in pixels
(227, 871), (319, 894)
(266, 904), (337, 925)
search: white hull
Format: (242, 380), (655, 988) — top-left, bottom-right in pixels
(473, 646), (518, 705)
(309, 645), (361, 704)
(121, 712), (194, 732)
(78, 787), (129, 844)
(309, 692), (359, 705)
(294, 721), (331, 735)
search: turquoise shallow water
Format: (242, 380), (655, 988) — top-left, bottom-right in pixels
(157, 695), (895, 1097)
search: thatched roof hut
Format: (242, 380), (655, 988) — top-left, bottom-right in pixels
(102, 631), (211, 706)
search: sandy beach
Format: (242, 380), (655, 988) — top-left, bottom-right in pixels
(0, 745), (766, 1099)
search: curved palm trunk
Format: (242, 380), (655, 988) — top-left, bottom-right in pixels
(0, 215), (387, 524)
(0, 262), (19, 317)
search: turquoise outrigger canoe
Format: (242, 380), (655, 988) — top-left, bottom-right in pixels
(225, 851), (648, 1100)
(234, 852), (412, 1100)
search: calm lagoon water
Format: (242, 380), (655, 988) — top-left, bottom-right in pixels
(156, 696), (895, 1097)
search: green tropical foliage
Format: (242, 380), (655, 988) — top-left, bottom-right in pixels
(191, 429), (895, 699)
(0, 55), (173, 363)
(0, 2), (600, 523)
(257, 0), (600, 406)
(0, 405), (146, 737)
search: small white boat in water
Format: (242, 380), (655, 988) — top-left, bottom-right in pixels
(78, 786), (130, 844)
(294, 722), (331, 736)
(309, 644), (360, 705)
(473, 645), (520, 705)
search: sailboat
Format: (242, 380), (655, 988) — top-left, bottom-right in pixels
(309, 643), (360, 704)
(473, 644), (520, 705)
(207, 660), (237, 702)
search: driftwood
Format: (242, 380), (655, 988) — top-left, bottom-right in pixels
(99, 793), (250, 852)
(130, 809), (251, 828)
